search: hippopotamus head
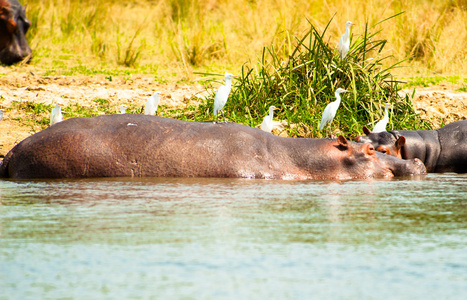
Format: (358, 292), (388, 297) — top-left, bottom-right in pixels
(355, 126), (406, 159)
(330, 135), (424, 179)
(0, 0), (31, 65)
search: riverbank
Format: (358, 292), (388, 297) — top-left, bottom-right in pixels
(1, 69), (466, 158)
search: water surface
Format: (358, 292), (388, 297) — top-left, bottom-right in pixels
(1, 175), (466, 299)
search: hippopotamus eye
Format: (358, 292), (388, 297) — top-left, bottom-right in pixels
(376, 145), (387, 154)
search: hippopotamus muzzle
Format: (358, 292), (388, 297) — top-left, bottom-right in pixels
(376, 152), (427, 177)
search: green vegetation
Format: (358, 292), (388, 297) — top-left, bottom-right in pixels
(10, 14), (435, 138)
(403, 76), (465, 88)
(5, 1), (467, 139)
(402, 76), (467, 93)
(9, 98), (198, 133)
(196, 17), (432, 138)
(10, 100), (145, 132)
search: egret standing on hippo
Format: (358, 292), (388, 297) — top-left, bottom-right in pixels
(213, 72), (235, 123)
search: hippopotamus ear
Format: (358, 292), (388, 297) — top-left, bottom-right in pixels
(6, 18), (17, 34)
(362, 126), (372, 136)
(337, 135), (348, 149)
(396, 136), (406, 149)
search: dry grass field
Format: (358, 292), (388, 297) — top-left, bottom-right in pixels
(21, 0), (467, 77)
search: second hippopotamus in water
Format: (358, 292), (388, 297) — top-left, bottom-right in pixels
(356, 120), (467, 173)
(0, 115), (426, 180)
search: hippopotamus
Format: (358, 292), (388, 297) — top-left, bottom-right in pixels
(0, 115), (426, 180)
(0, 0), (31, 65)
(355, 120), (467, 173)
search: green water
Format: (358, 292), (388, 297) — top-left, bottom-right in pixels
(1, 174), (466, 299)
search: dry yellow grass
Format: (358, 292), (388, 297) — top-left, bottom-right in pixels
(21, 0), (467, 79)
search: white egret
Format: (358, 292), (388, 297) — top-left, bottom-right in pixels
(319, 88), (349, 133)
(214, 72), (235, 122)
(372, 103), (390, 133)
(50, 103), (63, 126)
(338, 21), (354, 59)
(144, 91), (161, 116)
(118, 105), (127, 114)
(0, 109), (3, 121)
(261, 106), (279, 133)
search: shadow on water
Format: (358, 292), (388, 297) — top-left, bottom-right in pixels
(1, 174), (466, 298)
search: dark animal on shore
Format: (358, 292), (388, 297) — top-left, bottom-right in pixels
(0, 0), (31, 65)
(0, 115), (426, 179)
(356, 120), (467, 173)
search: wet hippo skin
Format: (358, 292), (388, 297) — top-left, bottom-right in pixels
(0, 115), (426, 179)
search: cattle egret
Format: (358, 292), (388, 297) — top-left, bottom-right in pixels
(118, 105), (127, 114)
(144, 92), (161, 115)
(261, 106), (279, 133)
(0, 109), (3, 121)
(50, 104), (63, 126)
(338, 21), (354, 59)
(214, 72), (235, 122)
(372, 103), (390, 133)
(319, 88), (349, 133)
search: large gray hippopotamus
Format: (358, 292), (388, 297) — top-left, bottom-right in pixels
(0, 0), (31, 65)
(0, 115), (426, 180)
(356, 120), (467, 173)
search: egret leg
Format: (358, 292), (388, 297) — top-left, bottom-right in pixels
(329, 123), (333, 138)
(221, 110), (226, 123)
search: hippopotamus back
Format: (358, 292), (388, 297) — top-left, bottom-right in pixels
(0, 115), (426, 179)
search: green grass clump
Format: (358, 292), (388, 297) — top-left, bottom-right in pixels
(9, 100), (145, 132)
(197, 16), (433, 138)
(404, 75), (463, 88)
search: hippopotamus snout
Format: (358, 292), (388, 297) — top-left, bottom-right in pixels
(0, 42), (31, 65)
(391, 157), (426, 177)
(375, 151), (426, 177)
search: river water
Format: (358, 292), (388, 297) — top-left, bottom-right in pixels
(1, 174), (466, 299)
